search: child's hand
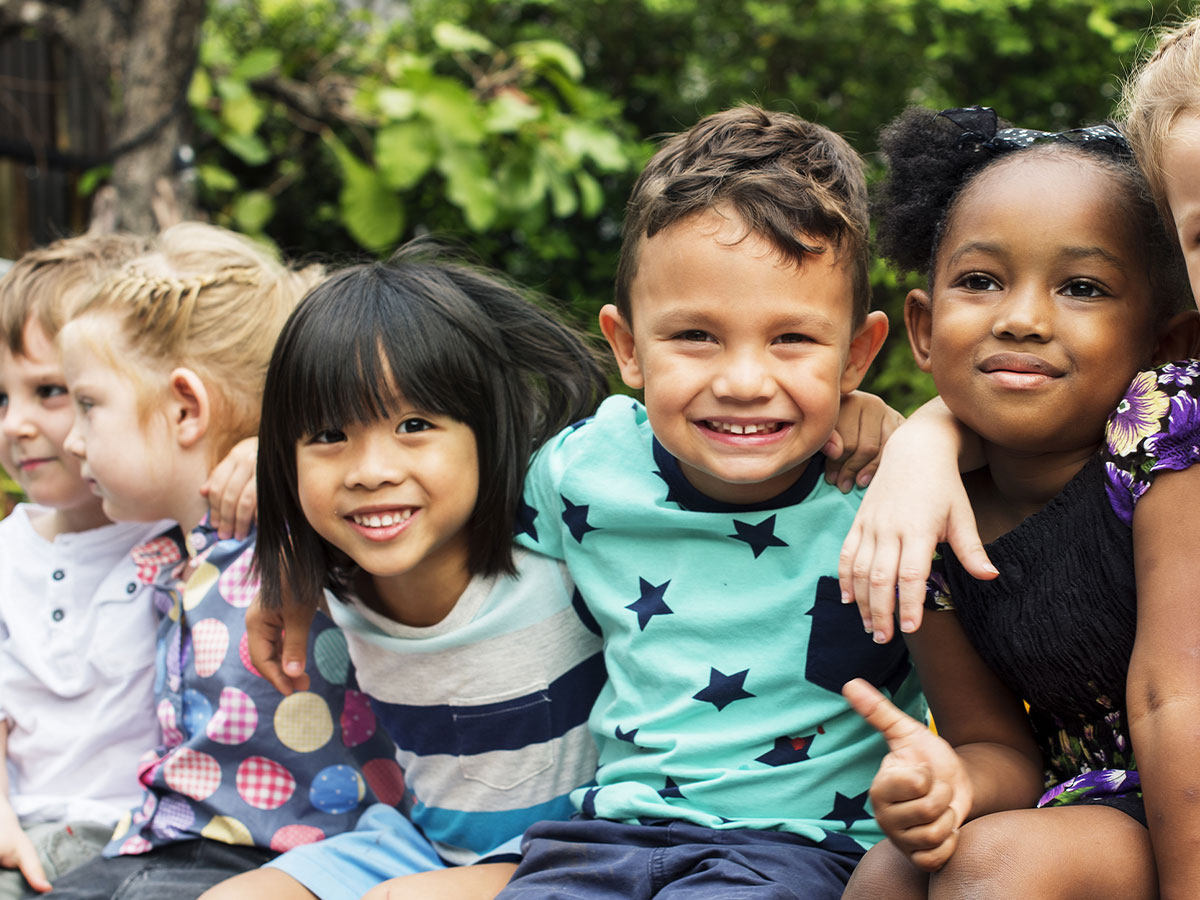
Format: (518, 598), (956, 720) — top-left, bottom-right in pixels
(843, 678), (971, 872)
(246, 587), (313, 696)
(0, 802), (50, 893)
(838, 400), (996, 643)
(823, 390), (904, 493)
(201, 437), (258, 541)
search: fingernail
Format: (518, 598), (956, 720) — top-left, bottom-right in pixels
(284, 661), (303, 676)
(985, 563), (999, 574)
(841, 591), (852, 604)
(873, 630), (887, 643)
(901, 618), (915, 633)
(859, 472), (873, 487)
(839, 479), (853, 493)
(863, 624), (873, 634)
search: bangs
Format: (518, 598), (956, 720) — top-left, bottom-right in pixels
(270, 263), (493, 444)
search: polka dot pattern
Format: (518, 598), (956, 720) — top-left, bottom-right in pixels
(181, 689), (213, 738)
(183, 561), (219, 611)
(191, 618), (230, 678)
(119, 835), (153, 855)
(201, 815), (254, 846)
(314, 629), (350, 685)
(162, 748), (221, 800)
(269, 824), (325, 852)
(158, 698), (183, 748)
(340, 690), (377, 748)
(150, 796), (195, 841)
(218, 548), (259, 608)
(238, 631), (262, 678)
(235, 756), (296, 810)
(111, 809), (131, 842)
(206, 686), (258, 745)
(362, 758), (406, 807)
(274, 692), (333, 753)
(309, 764), (364, 815)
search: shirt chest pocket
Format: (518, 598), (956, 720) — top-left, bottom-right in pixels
(452, 683), (554, 791)
(90, 575), (159, 680)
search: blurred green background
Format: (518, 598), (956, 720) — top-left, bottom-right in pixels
(0, 0), (1189, 513)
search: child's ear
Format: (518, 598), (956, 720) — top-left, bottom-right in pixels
(598, 303), (644, 390)
(168, 367), (211, 449)
(1153, 310), (1200, 365)
(839, 310), (889, 393)
(904, 289), (935, 374)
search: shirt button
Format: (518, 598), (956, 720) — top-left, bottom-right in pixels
(51, 609), (64, 622)
(126, 582), (137, 595)
(52, 570), (65, 581)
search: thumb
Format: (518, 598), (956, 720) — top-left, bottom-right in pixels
(280, 603), (314, 690)
(17, 841), (50, 893)
(843, 678), (927, 752)
(946, 498), (998, 582)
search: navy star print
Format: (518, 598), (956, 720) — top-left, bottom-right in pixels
(755, 734), (815, 767)
(822, 789), (871, 828)
(515, 498), (538, 542)
(692, 667), (755, 711)
(659, 776), (684, 799)
(729, 515), (789, 558)
(615, 725), (639, 743)
(626, 578), (673, 630)
(561, 496), (599, 543)
(652, 468), (687, 506)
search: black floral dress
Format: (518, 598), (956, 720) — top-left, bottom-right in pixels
(926, 361), (1200, 817)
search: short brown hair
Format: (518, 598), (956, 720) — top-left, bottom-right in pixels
(614, 105), (870, 326)
(0, 233), (150, 353)
(1122, 16), (1200, 233)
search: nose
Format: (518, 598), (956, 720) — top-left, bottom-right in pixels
(345, 432), (405, 490)
(712, 345), (773, 401)
(1, 396), (38, 442)
(992, 285), (1052, 343)
(63, 417), (86, 460)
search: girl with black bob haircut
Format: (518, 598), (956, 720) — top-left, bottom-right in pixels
(841, 105), (1200, 899)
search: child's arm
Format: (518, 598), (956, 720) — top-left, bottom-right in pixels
(1127, 466), (1200, 898)
(844, 611), (1042, 871)
(823, 390), (905, 493)
(245, 588), (314, 695)
(0, 724), (51, 893)
(201, 437), (258, 541)
(839, 397), (996, 643)
(360, 862), (517, 900)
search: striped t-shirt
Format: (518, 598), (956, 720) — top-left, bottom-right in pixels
(328, 546), (605, 864)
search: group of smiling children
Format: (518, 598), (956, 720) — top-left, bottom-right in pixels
(4, 12), (1200, 900)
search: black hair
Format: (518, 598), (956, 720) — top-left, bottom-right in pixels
(873, 105), (1190, 322)
(255, 240), (609, 610)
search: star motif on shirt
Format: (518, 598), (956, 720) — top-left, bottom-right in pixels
(659, 776), (684, 799)
(729, 515), (789, 558)
(579, 786), (600, 819)
(561, 495), (599, 543)
(652, 468), (687, 506)
(515, 498), (538, 542)
(615, 725), (639, 743)
(692, 667), (755, 711)
(755, 734), (815, 767)
(626, 578), (673, 630)
(822, 789), (871, 828)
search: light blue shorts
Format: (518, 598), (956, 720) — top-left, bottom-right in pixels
(264, 804), (446, 900)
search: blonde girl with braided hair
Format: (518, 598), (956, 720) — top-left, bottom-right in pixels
(46, 223), (398, 900)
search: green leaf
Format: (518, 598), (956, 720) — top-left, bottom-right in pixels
(232, 190), (275, 232)
(217, 78), (265, 135)
(432, 22), (495, 54)
(375, 121), (436, 190)
(574, 170), (603, 218)
(437, 147), (497, 231)
(485, 91), (542, 133)
(512, 40), (584, 81)
(233, 48), (282, 81)
(563, 123), (628, 172)
(77, 165), (111, 197)
(188, 68), (212, 108)
(376, 88), (418, 119)
(495, 154), (548, 212)
(546, 166), (577, 218)
(197, 163), (238, 192)
(418, 81), (487, 145)
(324, 133), (405, 249)
(220, 133), (271, 166)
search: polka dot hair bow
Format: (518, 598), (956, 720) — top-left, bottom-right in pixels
(936, 105), (1132, 158)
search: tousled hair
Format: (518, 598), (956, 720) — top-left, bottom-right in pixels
(0, 233), (150, 352)
(873, 105), (1190, 324)
(615, 105), (871, 327)
(1121, 16), (1200, 233)
(68, 222), (323, 459)
(255, 240), (609, 611)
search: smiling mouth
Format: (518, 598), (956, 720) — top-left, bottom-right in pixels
(703, 421), (784, 435)
(978, 353), (1064, 377)
(349, 510), (414, 528)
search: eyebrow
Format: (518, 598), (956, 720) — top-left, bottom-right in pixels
(945, 241), (1124, 268)
(651, 307), (838, 332)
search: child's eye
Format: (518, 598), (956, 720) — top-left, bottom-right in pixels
(397, 418), (434, 434)
(308, 428), (346, 444)
(0, 392), (7, 409)
(75, 397), (94, 414)
(36, 384), (68, 401)
(673, 330), (715, 343)
(774, 333), (815, 345)
(960, 273), (1000, 292)
(1062, 280), (1105, 299)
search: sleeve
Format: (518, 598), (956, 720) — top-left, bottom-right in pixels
(1103, 361), (1200, 526)
(515, 427), (574, 562)
(924, 550), (954, 613)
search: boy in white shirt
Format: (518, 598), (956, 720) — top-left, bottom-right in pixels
(0, 236), (168, 897)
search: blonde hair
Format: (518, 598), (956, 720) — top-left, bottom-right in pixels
(0, 233), (150, 353)
(74, 223), (323, 459)
(1121, 15), (1200, 231)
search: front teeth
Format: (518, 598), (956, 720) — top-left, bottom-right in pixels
(351, 510), (413, 528)
(709, 421), (780, 435)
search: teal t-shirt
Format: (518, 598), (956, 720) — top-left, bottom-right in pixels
(517, 395), (925, 851)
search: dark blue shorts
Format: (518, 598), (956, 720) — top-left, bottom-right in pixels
(494, 818), (861, 900)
